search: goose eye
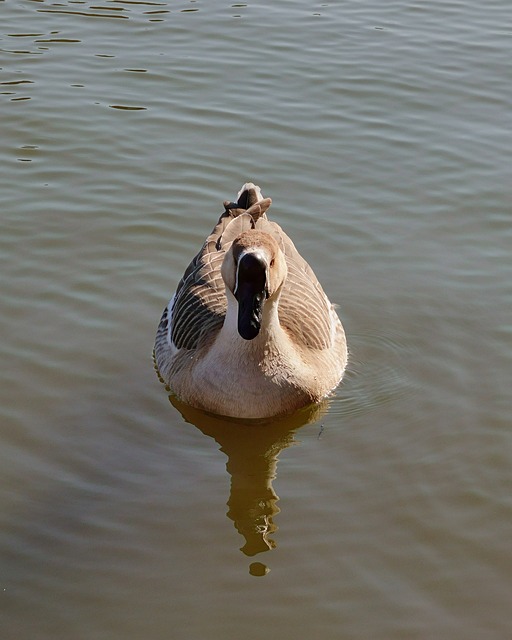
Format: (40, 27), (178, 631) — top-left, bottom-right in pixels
(270, 258), (275, 267)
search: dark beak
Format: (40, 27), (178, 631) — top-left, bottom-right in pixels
(234, 252), (267, 340)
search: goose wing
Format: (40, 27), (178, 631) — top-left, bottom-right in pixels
(156, 192), (273, 358)
(255, 218), (336, 351)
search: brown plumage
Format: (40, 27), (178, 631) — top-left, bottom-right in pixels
(154, 183), (347, 419)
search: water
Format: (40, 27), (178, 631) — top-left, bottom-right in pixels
(1, 1), (511, 638)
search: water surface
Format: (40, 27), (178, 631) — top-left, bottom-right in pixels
(1, 1), (511, 638)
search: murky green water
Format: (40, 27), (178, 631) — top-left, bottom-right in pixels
(1, 1), (511, 638)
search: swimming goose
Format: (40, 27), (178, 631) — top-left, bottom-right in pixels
(154, 183), (347, 419)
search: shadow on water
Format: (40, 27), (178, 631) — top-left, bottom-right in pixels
(169, 396), (328, 576)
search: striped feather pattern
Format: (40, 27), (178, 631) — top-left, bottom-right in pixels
(154, 183), (347, 418)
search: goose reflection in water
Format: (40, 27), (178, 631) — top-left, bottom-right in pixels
(170, 396), (328, 573)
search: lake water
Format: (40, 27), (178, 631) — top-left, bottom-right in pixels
(1, 0), (511, 638)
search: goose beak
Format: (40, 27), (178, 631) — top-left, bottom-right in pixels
(233, 252), (268, 340)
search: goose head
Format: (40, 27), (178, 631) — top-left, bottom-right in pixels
(221, 230), (287, 340)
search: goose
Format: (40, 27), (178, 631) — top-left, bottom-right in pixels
(154, 183), (347, 419)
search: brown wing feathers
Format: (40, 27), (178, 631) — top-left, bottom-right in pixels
(162, 185), (333, 354)
(167, 187), (271, 351)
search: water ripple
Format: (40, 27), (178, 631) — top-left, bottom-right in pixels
(330, 330), (417, 420)
(109, 104), (147, 110)
(30, 0), (177, 23)
(1, 0), (511, 635)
